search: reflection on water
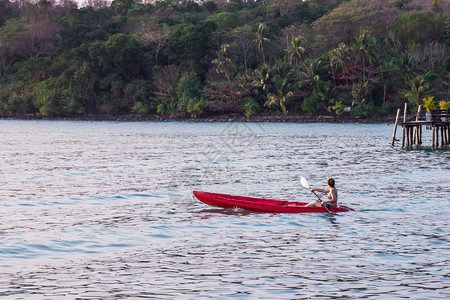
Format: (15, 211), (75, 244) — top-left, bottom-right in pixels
(0, 120), (449, 298)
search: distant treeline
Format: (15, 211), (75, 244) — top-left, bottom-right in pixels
(0, 0), (449, 118)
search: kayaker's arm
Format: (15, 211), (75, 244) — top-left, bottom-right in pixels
(310, 188), (330, 194)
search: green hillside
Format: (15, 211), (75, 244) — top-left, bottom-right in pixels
(0, 0), (448, 118)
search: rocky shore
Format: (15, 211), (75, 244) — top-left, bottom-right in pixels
(1, 113), (397, 124)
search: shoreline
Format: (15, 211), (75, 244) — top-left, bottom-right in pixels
(0, 113), (397, 124)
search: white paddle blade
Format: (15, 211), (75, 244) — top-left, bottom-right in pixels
(300, 177), (310, 189)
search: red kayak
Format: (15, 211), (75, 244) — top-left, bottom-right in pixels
(193, 191), (354, 213)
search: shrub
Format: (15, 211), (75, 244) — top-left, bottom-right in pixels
(350, 102), (375, 117)
(187, 97), (206, 118)
(157, 104), (165, 114)
(332, 101), (346, 115)
(244, 98), (259, 118)
(439, 101), (450, 110)
(423, 96), (436, 112)
(302, 94), (321, 114)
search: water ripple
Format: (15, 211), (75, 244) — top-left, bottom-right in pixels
(0, 120), (449, 298)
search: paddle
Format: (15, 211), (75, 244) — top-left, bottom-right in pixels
(300, 177), (332, 213)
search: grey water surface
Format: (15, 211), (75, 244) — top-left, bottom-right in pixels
(0, 120), (449, 299)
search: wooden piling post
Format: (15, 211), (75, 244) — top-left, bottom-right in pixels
(447, 125), (450, 145)
(445, 126), (448, 146)
(432, 126), (435, 148)
(410, 126), (414, 146)
(436, 126), (439, 148)
(413, 105), (421, 145)
(447, 125), (450, 146)
(441, 126), (446, 146)
(401, 103), (407, 147)
(391, 108), (400, 146)
(446, 125), (449, 146)
(442, 126), (447, 146)
(419, 125), (422, 145)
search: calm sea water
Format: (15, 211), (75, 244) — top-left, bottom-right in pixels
(0, 120), (449, 299)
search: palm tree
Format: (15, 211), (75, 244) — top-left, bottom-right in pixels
(403, 76), (431, 108)
(352, 30), (377, 82)
(266, 82), (293, 116)
(377, 61), (394, 109)
(396, 52), (418, 90)
(249, 64), (275, 107)
(332, 43), (350, 74)
(285, 36), (308, 66)
(329, 43), (351, 92)
(212, 43), (234, 83)
(264, 61), (298, 116)
(255, 23), (270, 65)
(299, 58), (326, 92)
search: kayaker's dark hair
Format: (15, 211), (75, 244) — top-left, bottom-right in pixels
(328, 178), (335, 188)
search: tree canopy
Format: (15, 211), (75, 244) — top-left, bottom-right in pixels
(0, 0), (448, 117)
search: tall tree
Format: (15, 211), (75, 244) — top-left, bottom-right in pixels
(284, 35), (308, 66)
(13, 21), (62, 59)
(230, 24), (254, 71)
(133, 20), (170, 64)
(212, 43), (234, 83)
(352, 30), (377, 82)
(402, 75), (431, 108)
(254, 23), (269, 65)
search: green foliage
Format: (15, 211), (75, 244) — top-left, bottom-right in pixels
(439, 101), (450, 110)
(285, 36), (308, 66)
(104, 34), (141, 77)
(0, 80), (34, 114)
(403, 75), (431, 108)
(244, 98), (259, 118)
(165, 21), (217, 64)
(33, 77), (82, 116)
(423, 96), (436, 112)
(445, 17), (450, 44)
(351, 81), (369, 105)
(187, 97), (206, 118)
(174, 71), (203, 116)
(302, 91), (322, 114)
(0, 0), (15, 27)
(155, 103), (165, 114)
(205, 12), (243, 30)
(58, 8), (110, 50)
(0, 0), (448, 119)
(111, 0), (136, 15)
(202, 1), (218, 13)
(350, 101), (375, 117)
(132, 101), (149, 114)
(332, 101), (346, 115)
(392, 12), (439, 47)
(423, 71), (439, 82)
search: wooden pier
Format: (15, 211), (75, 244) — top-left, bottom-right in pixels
(391, 105), (450, 149)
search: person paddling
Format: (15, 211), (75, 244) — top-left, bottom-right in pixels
(304, 178), (337, 208)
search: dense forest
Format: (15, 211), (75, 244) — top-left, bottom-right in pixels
(0, 0), (449, 119)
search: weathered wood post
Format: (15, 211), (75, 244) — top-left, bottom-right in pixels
(405, 126), (408, 146)
(391, 108), (401, 146)
(409, 126), (413, 146)
(419, 125), (422, 145)
(445, 126), (448, 145)
(436, 126), (439, 148)
(446, 125), (450, 146)
(401, 103), (407, 147)
(432, 125), (435, 148)
(413, 105), (421, 145)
